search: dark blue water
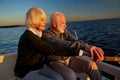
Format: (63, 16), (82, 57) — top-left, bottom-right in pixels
(0, 18), (120, 56)
(0, 27), (26, 54)
(67, 18), (120, 56)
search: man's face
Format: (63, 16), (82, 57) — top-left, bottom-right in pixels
(56, 16), (66, 33)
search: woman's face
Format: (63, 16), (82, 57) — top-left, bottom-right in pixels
(37, 13), (47, 31)
(36, 15), (47, 31)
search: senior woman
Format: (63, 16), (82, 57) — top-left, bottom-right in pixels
(14, 7), (80, 80)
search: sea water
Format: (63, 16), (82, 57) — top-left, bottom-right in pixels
(0, 18), (120, 66)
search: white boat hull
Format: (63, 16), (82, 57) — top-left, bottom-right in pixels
(0, 53), (120, 80)
(0, 52), (17, 80)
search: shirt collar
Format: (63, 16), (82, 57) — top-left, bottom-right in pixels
(28, 27), (42, 38)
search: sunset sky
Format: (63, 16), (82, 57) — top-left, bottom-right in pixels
(0, 0), (120, 26)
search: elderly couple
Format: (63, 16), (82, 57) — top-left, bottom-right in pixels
(14, 7), (104, 80)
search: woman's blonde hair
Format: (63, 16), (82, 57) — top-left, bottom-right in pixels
(25, 7), (46, 29)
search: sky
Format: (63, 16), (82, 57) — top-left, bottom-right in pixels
(0, 0), (120, 26)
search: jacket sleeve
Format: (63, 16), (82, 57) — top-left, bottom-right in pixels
(42, 29), (92, 51)
(64, 30), (92, 54)
(27, 31), (79, 56)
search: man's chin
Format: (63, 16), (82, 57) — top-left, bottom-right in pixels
(57, 29), (65, 33)
(60, 31), (64, 33)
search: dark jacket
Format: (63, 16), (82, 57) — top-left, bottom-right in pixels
(42, 28), (91, 51)
(14, 30), (79, 78)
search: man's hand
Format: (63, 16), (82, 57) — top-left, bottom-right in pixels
(90, 46), (104, 62)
